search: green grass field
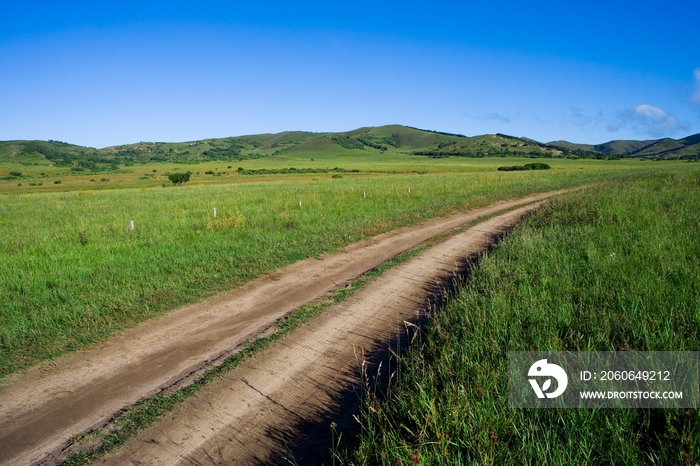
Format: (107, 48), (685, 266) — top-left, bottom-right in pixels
(0, 151), (675, 378)
(0, 145), (675, 193)
(343, 170), (700, 465)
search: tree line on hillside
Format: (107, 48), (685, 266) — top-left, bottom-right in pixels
(331, 136), (394, 151)
(415, 146), (620, 160)
(14, 140), (271, 171)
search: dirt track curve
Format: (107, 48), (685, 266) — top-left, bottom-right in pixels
(0, 190), (567, 465)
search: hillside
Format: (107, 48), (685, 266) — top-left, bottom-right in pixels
(0, 126), (569, 170)
(4, 126), (699, 172)
(411, 132), (567, 158)
(548, 133), (700, 159)
(0, 140), (94, 165)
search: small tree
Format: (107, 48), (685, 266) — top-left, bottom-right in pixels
(168, 171), (192, 185)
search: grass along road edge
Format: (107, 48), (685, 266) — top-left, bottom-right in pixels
(342, 170), (700, 465)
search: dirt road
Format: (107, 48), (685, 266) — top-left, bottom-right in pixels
(0, 190), (565, 465)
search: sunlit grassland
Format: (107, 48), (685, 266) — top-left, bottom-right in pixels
(344, 169), (700, 465)
(0, 151), (677, 194)
(0, 157), (683, 379)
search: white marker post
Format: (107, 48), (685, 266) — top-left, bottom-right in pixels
(212, 208), (217, 217)
(129, 220), (134, 230)
(299, 200), (302, 207)
(363, 192), (366, 199)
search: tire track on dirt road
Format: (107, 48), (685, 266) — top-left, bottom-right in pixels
(97, 202), (551, 465)
(0, 190), (567, 465)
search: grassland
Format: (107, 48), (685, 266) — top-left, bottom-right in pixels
(0, 148), (678, 194)
(343, 170), (700, 465)
(0, 145), (678, 379)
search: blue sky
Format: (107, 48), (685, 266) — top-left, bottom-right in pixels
(1, 1), (699, 148)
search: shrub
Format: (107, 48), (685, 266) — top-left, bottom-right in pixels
(167, 171), (192, 185)
(54, 180), (61, 184)
(524, 162), (551, 170)
(332, 174), (343, 179)
(9, 171), (22, 177)
(498, 163), (551, 171)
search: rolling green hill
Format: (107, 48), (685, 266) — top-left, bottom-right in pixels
(3, 126), (699, 174)
(412, 132), (566, 158)
(545, 140), (597, 152)
(593, 139), (658, 155)
(0, 140), (94, 165)
(2, 126), (570, 170)
(548, 133), (700, 159)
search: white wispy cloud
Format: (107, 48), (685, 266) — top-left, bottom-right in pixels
(569, 107), (606, 131)
(468, 112), (518, 124)
(482, 112), (513, 123)
(609, 104), (688, 137)
(691, 68), (700, 107)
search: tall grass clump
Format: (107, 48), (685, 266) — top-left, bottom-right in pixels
(345, 170), (700, 465)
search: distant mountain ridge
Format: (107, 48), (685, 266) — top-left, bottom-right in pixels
(2, 126), (698, 170)
(0, 125), (568, 168)
(547, 133), (700, 159)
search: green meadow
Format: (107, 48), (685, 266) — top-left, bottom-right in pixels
(0, 150), (673, 378)
(344, 170), (700, 465)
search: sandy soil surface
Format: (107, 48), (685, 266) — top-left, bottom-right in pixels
(0, 190), (565, 465)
